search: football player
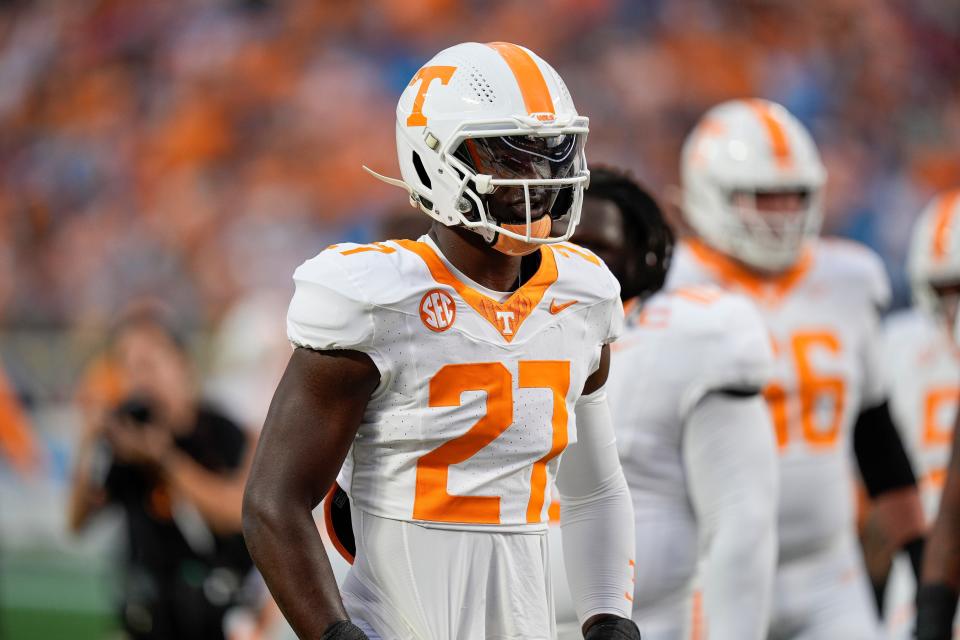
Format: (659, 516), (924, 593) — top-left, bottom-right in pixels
(917, 398), (960, 640)
(242, 43), (640, 640)
(881, 191), (960, 638)
(667, 99), (926, 639)
(556, 167), (779, 640)
(907, 191), (960, 640)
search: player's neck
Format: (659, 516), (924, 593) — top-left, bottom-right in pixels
(429, 224), (527, 293)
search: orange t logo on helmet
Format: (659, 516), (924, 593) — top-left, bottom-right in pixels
(406, 66), (457, 127)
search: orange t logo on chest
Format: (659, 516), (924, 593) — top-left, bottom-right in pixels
(406, 66), (457, 127)
(496, 311), (516, 335)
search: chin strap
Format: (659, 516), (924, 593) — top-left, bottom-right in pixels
(362, 165), (422, 211)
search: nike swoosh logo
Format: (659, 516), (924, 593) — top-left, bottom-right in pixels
(549, 299), (578, 314)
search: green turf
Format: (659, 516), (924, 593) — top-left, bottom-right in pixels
(1, 607), (116, 640)
(1, 550), (119, 640)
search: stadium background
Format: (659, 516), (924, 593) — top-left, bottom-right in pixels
(0, 0), (958, 638)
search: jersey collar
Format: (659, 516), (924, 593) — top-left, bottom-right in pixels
(685, 238), (813, 306)
(395, 238), (558, 342)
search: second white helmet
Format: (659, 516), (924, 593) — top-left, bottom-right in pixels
(681, 99), (826, 273)
(908, 190), (960, 323)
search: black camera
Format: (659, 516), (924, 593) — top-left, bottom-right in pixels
(113, 396), (155, 428)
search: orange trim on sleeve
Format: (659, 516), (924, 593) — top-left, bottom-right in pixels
(685, 239), (812, 305)
(323, 483), (355, 565)
(395, 239), (558, 342)
(746, 99), (793, 169)
(932, 190), (960, 261)
(486, 42), (555, 117)
(553, 242), (601, 266)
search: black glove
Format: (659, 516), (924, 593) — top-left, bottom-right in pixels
(321, 620), (370, 640)
(915, 583), (958, 640)
(583, 616), (642, 640)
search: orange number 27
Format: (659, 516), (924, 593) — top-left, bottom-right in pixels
(413, 361), (570, 524)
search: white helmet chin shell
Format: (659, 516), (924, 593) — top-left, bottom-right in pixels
(681, 99), (827, 274)
(908, 190), (960, 324)
(374, 42), (590, 247)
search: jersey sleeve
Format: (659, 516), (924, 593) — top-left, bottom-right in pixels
(585, 271), (624, 375)
(604, 296), (625, 345)
(678, 294), (774, 420)
(286, 250), (387, 372)
(879, 313), (907, 397)
(857, 249), (893, 409)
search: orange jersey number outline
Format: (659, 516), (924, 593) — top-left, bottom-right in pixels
(764, 331), (846, 450)
(414, 360), (570, 524)
(921, 386), (960, 490)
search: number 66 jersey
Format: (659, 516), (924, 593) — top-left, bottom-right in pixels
(287, 234), (622, 529)
(668, 237), (889, 636)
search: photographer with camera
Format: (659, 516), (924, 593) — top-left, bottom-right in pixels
(68, 305), (255, 640)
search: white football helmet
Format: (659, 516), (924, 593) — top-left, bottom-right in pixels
(907, 190), (960, 324)
(681, 99), (827, 273)
(364, 42), (589, 256)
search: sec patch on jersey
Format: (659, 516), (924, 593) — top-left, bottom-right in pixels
(420, 288), (457, 332)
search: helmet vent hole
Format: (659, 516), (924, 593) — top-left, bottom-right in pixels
(465, 66), (496, 103)
(412, 152), (431, 189)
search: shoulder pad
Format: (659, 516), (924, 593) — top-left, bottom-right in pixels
(818, 238), (891, 310)
(550, 242), (621, 306)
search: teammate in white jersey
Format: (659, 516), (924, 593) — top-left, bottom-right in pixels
(668, 98), (926, 639)
(553, 167), (779, 640)
(882, 190), (960, 638)
(242, 42), (640, 640)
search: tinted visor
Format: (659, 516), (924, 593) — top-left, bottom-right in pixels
(456, 133), (584, 181)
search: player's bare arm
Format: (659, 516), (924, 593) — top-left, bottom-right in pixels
(242, 347), (379, 639)
(923, 416), (960, 584)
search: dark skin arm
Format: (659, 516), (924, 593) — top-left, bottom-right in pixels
(242, 347), (379, 638)
(577, 345), (629, 637)
(922, 409), (960, 590)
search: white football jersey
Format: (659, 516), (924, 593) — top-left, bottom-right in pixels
(668, 238), (890, 561)
(881, 308), (960, 638)
(883, 308), (960, 519)
(287, 236), (622, 532)
(608, 287), (774, 616)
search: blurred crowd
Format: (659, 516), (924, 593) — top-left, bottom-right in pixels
(0, 0), (955, 399)
(1, 0), (959, 336)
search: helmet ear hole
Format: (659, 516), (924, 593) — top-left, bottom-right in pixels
(412, 152), (432, 189)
